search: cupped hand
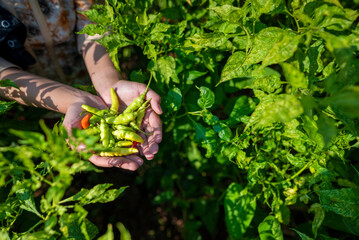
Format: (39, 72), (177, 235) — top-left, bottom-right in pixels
(99, 80), (163, 160)
(62, 95), (143, 170)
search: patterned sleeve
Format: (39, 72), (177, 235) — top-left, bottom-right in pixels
(74, 0), (103, 54)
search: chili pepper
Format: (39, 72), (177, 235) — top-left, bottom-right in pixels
(116, 140), (133, 147)
(136, 109), (145, 128)
(81, 104), (102, 115)
(123, 77), (152, 114)
(100, 119), (114, 147)
(129, 121), (152, 135)
(115, 125), (136, 132)
(131, 141), (138, 148)
(100, 147), (139, 157)
(81, 114), (91, 129)
(110, 87), (119, 114)
(112, 130), (144, 143)
(83, 126), (100, 135)
(107, 112), (136, 125)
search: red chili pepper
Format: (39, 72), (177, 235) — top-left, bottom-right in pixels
(81, 114), (91, 129)
(131, 141), (138, 148)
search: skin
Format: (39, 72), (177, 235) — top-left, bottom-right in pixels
(82, 41), (163, 161)
(0, 41), (162, 170)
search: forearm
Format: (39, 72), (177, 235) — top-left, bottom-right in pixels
(82, 41), (120, 99)
(0, 68), (99, 114)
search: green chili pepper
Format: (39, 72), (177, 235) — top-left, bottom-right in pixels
(107, 112), (136, 125)
(112, 129), (144, 143)
(100, 147), (139, 157)
(116, 141), (133, 147)
(115, 125), (135, 132)
(83, 126), (100, 135)
(81, 104), (102, 115)
(123, 77), (152, 114)
(129, 121), (152, 135)
(100, 119), (114, 147)
(110, 87), (119, 114)
(136, 109), (145, 128)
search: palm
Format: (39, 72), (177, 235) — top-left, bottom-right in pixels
(100, 80), (163, 160)
(62, 95), (143, 171)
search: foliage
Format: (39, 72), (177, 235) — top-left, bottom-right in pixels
(0, 119), (128, 239)
(79, 0), (359, 238)
(1, 0), (359, 239)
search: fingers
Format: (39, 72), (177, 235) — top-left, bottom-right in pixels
(88, 154), (143, 171)
(146, 89), (162, 115)
(139, 109), (162, 160)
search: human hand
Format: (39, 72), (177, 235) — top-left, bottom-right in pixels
(62, 95), (144, 170)
(99, 80), (163, 160)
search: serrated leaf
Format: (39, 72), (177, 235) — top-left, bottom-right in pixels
(224, 183), (256, 240)
(197, 86), (215, 109)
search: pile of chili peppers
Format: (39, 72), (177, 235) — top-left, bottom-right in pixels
(80, 82), (151, 157)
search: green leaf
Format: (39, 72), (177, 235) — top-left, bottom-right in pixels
(247, 94), (303, 129)
(209, 5), (244, 22)
(262, 33), (302, 66)
(163, 88), (182, 113)
(291, 229), (313, 240)
(231, 65), (282, 92)
(151, 56), (179, 84)
(317, 113), (337, 147)
(280, 63), (308, 89)
(16, 188), (43, 218)
(317, 188), (359, 218)
(258, 215), (284, 240)
(197, 86), (215, 109)
(308, 203), (325, 238)
(183, 70), (207, 82)
(213, 122), (232, 141)
(77, 23), (107, 36)
(59, 212), (98, 240)
(193, 122), (217, 158)
(244, 27), (285, 66)
(224, 183), (256, 240)
(185, 32), (231, 52)
(325, 86), (359, 118)
(218, 51), (248, 85)
(252, 0), (285, 18)
(60, 184), (127, 206)
(227, 96), (257, 126)
(0, 100), (16, 115)
(0, 79), (19, 89)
